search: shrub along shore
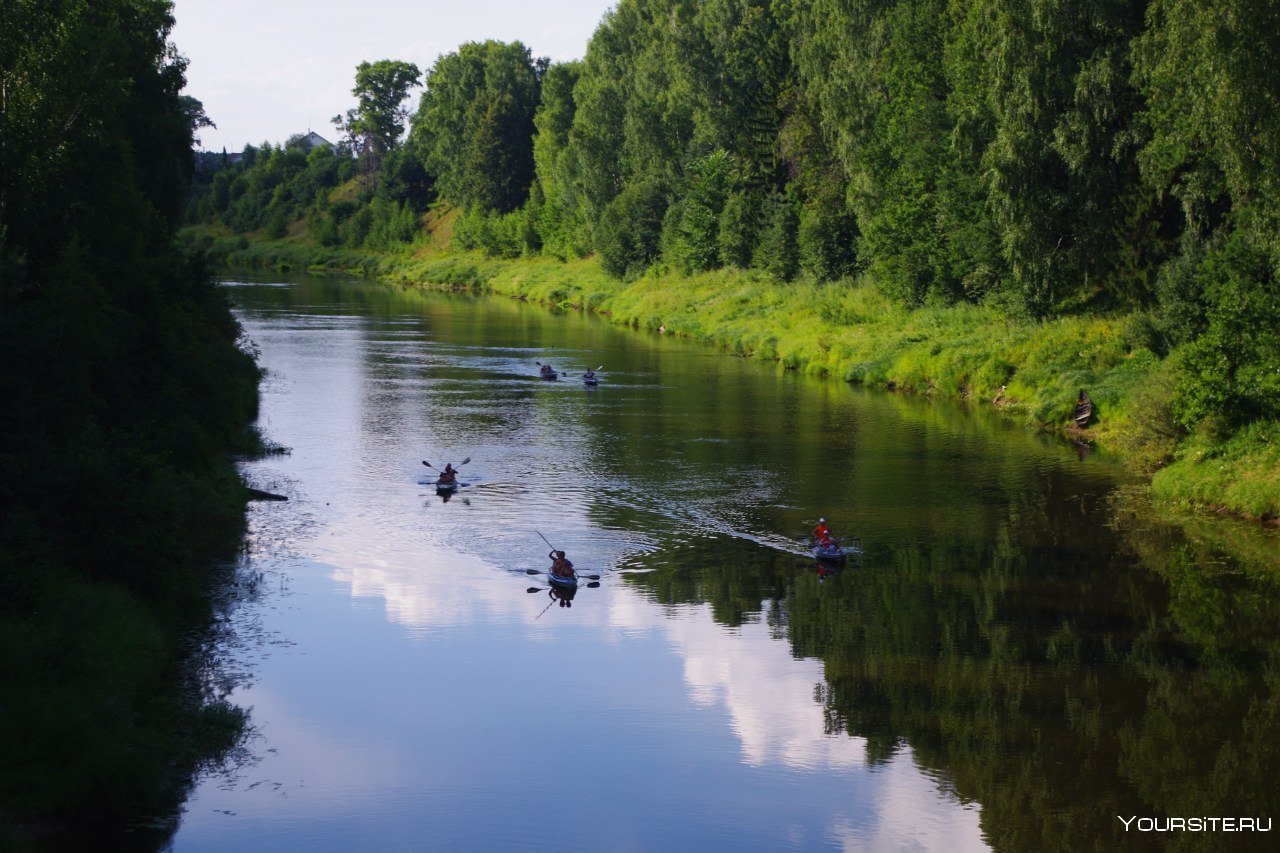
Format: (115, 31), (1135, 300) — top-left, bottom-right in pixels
(185, 226), (1279, 522)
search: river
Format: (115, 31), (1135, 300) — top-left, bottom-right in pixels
(169, 272), (1279, 852)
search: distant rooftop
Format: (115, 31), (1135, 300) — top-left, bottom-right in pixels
(297, 131), (333, 151)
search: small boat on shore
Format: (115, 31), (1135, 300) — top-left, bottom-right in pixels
(1073, 390), (1093, 428)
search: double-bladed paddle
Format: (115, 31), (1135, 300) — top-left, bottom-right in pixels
(422, 457), (470, 469)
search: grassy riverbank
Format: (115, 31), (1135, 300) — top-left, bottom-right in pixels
(184, 226), (1279, 521)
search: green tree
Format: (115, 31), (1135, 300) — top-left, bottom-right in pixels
(334, 59), (422, 169)
(596, 177), (669, 279)
(531, 61), (591, 257)
(1168, 228), (1280, 429)
(688, 0), (791, 186)
(563, 0), (697, 220)
(178, 94), (215, 147)
(668, 150), (732, 273)
(1132, 0), (1280, 428)
(798, 191), (858, 282)
(718, 188), (760, 268)
(377, 146), (434, 212)
(754, 191), (799, 281)
(410, 41), (543, 213)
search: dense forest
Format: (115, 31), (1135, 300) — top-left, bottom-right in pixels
(188, 0), (1278, 517)
(1, 0), (261, 843)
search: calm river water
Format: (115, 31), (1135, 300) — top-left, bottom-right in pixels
(169, 273), (1279, 852)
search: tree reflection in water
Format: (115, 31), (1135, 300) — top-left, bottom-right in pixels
(622, 492), (1280, 852)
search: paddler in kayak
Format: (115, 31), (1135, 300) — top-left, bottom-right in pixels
(438, 462), (458, 485)
(549, 550), (575, 579)
(540, 363), (557, 379)
(812, 517), (834, 547)
(583, 367), (597, 382)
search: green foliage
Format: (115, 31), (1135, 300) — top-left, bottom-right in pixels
(668, 151), (732, 273)
(717, 189), (759, 268)
(343, 205), (374, 248)
(799, 0), (953, 301)
(531, 61), (592, 259)
(690, 0), (791, 184)
(376, 145), (435, 211)
(797, 192), (857, 282)
(307, 200), (339, 246)
(189, 142), (355, 234)
(1168, 229), (1280, 430)
(453, 205), (538, 259)
(1, 0), (260, 834)
(1112, 358), (1184, 475)
(753, 192), (799, 281)
(596, 178), (669, 279)
(363, 198), (418, 249)
(1134, 0), (1280, 232)
(264, 207), (288, 239)
(337, 59), (422, 163)
(982, 0), (1151, 317)
(411, 40), (543, 213)
(1153, 419), (1280, 518)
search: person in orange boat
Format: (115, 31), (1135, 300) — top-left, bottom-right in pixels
(812, 518), (834, 547)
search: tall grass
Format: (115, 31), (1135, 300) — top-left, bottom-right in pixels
(1153, 421), (1280, 518)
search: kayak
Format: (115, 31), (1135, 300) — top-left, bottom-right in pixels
(435, 479), (459, 493)
(812, 543), (845, 562)
(583, 376), (599, 386)
(547, 570), (578, 588)
(540, 369), (558, 381)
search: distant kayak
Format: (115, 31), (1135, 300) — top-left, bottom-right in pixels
(540, 369), (558, 381)
(583, 376), (599, 386)
(435, 478), (459, 493)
